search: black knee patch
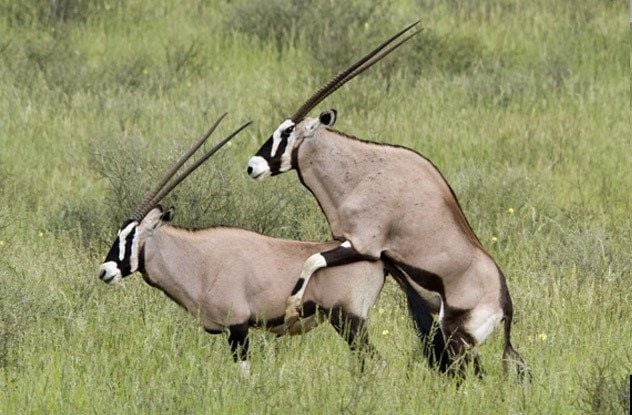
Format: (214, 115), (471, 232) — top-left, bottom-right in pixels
(291, 278), (304, 295)
(228, 323), (249, 362)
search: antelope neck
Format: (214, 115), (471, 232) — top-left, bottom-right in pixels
(140, 226), (207, 311)
(294, 131), (365, 235)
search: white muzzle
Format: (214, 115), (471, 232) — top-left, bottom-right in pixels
(98, 261), (122, 284)
(247, 156), (270, 180)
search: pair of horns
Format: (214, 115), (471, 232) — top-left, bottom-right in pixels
(129, 21), (420, 220)
(129, 114), (252, 222)
(291, 20), (422, 123)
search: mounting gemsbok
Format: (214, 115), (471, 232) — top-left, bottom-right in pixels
(98, 114), (385, 376)
(247, 22), (528, 377)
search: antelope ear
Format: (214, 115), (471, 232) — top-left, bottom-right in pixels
(318, 109), (337, 127)
(160, 207), (174, 223)
(139, 206), (164, 230)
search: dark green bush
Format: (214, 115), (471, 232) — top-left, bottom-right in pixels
(227, 0), (394, 72)
(465, 64), (533, 107)
(0, 0), (123, 27)
(78, 127), (327, 250)
(576, 359), (631, 414)
(228, 0), (489, 83)
(5, 30), (87, 96)
(386, 29), (486, 78)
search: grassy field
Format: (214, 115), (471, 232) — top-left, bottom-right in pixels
(0, 0), (630, 413)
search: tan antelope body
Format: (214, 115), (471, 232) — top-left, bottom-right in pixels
(247, 23), (528, 376)
(140, 223), (384, 337)
(98, 116), (384, 375)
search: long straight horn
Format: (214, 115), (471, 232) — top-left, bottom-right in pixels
(310, 28), (422, 111)
(290, 20), (421, 123)
(130, 113), (227, 222)
(148, 121), (252, 206)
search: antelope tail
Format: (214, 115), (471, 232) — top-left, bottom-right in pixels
(501, 313), (531, 381)
(498, 266), (530, 381)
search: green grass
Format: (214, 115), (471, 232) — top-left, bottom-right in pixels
(0, 0), (630, 413)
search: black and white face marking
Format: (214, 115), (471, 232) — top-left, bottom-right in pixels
(98, 207), (171, 284)
(98, 220), (141, 284)
(247, 110), (337, 181)
(247, 119), (296, 180)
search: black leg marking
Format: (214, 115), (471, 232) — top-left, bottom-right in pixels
(473, 354), (484, 379)
(382, 257), (451, 372)
(441, 308), (477, 378)
(329, 306), (379, 371)
(227, 323), (249, 363)
(387, 259), (446, 299)
(320, 243), (377, 267)
(299, 301), (318, 319)
(291, 278), (304, 295)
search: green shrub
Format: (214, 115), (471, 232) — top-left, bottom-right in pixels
(386, 29), (487, 78)
(83, 127), (327, 249)
(0, 0), (123, 27)
(227, 0), (394, 72)
(575, 358), (631, 414)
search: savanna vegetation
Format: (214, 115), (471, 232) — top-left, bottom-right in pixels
(0, 0), (629, 413)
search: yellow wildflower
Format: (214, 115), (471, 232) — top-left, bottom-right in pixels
(382, 330), (390, 336)
(507, 207), (514, 214)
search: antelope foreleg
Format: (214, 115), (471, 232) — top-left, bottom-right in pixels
(228, 323), (251, 378)
(285, 241), (377, 325)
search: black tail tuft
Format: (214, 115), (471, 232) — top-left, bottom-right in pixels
(502, 315), (530, 382)
(403, 280), (451, 372)
(498, 265), (530, 382)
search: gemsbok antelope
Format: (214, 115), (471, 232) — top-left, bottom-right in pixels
(98, 115), (385, 376)
(247, 22), (528, 377)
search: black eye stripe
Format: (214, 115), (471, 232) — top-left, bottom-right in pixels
(254, 135), (274, 158)
(103, 226), (137, 276)
(105, 242), (120, 263)
(120, 228), (136, 274)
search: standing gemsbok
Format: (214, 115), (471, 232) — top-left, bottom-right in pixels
(247, 22), (528, 377)
(98, 114), (386, 376)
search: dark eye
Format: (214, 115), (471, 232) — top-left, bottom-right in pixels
(281, 126), (294, 139)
